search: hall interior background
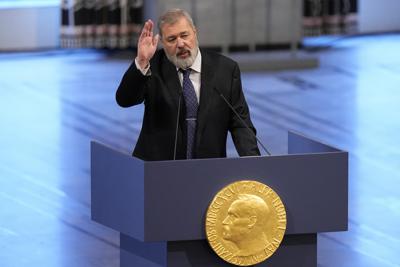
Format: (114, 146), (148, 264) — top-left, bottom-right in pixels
(0, 0), (399, 266)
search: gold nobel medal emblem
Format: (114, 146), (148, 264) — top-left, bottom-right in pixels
(205, 180), (287, 266)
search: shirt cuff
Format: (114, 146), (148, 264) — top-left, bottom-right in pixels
(135, 58), (151, 76)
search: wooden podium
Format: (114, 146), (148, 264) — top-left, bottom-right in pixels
(91, 132), (348, 267)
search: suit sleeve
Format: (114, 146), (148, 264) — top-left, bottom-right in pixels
(229, 63), (261, 156)
(115, 61), (149, 107)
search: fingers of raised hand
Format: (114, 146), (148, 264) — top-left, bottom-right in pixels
(140, 23), (147, 38)
(141, 20), (154, 38)
(148, 20), (154, 37)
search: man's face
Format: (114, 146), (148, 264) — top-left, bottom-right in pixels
(222, 201), (253, 242)
(161, 17), (198, 69)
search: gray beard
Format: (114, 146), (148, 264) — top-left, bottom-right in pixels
(165, 46), (199, 69)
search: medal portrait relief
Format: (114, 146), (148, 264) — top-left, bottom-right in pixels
(222, 194), (271, 256)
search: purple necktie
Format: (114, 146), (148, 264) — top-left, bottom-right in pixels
(181, 69), (198, 159)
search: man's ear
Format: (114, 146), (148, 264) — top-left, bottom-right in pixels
(248, 216), (257, 228)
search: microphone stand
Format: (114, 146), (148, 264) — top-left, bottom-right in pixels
(173, 92), (182, 160)
(214, 87), (271, 156)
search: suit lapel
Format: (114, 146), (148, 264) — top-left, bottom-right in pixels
(196, 50), (216, 148)
(161, 52), (182, 108)
(161, 52), (186, 158)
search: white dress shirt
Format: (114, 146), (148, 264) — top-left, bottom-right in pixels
(177, 49), (201, 102)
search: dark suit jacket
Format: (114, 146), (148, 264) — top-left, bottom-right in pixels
(116, 49), (260, 161)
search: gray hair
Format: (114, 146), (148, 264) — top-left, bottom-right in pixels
(157, 9), (196, 37)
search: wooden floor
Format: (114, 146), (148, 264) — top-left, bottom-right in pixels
(0, 34), (399, 267)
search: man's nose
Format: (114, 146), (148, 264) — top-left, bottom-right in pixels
(222, 217), (229, 225)
(177, 38), (184, 48)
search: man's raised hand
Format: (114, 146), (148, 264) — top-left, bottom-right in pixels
(136, 20), (159, 69)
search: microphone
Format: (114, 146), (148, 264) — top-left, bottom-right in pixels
(173, 91), (182, 160)
(213, 87), (271, 156)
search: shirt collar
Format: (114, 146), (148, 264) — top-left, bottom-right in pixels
(190, 48), (201, 73)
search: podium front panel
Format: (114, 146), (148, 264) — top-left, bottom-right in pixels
(143, 152), (347, 241)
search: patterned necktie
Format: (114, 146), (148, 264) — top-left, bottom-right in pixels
(181, 68), (198, 159)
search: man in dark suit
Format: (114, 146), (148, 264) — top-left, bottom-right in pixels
(116, 9), (260, 161)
